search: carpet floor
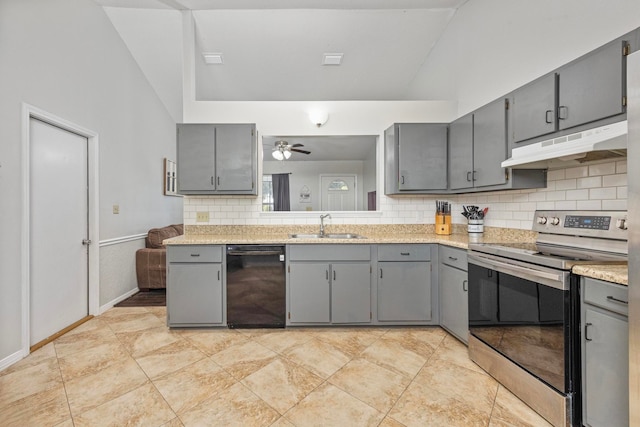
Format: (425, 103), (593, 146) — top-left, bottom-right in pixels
(115, 289), (166, 307)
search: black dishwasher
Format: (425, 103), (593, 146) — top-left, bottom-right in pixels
(226, 245), (286, 328)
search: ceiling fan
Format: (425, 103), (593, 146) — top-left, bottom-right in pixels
(272, 140), (311, 160)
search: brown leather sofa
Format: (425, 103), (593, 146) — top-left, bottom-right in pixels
(135, 224), (183, 290)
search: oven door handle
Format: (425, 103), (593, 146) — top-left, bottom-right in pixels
(468, 254), (567, 290)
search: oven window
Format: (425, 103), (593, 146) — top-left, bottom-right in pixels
(468, 263), (568, 393)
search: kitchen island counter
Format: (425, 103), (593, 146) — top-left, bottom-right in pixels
(573, 264), (628, 286)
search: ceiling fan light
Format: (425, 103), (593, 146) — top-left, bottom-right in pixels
(283, 150), (292, 159)
(272, 150), (284, 161)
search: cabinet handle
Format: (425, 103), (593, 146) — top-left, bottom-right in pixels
(606, 295), (628, 305)
(463, 280), (468, 292)
(558, 106), (568, 120)
(211, 176), (214, 186)
(472, 171), (477, 181)
(585, 322), (593, 341)
(190, 254), (200, 257)
(380, 268), (383, 279)
(545, 110), (553, 124)
(326, 270), (329, 280)
(401, 252), (410, 256)
(333, 270), (336, 281)
(466, 171), (472, 182)
(218, 270), (220, 280)
(217, 176), (220, 186)
(448, 256), (458, 261)
(400, 175), (405, 185)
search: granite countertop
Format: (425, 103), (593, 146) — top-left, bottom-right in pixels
(164, 224), (628, 286)
(572, 264), (628, 286)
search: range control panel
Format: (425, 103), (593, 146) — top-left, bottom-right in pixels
(564, 215), (611, 230)
(533, 210), (628, 239)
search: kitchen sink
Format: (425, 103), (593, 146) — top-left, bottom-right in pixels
(288, 233), (366, 239)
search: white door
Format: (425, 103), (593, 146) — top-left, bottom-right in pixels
(320, 175), (356, 211)
(30, 118), (89, 346)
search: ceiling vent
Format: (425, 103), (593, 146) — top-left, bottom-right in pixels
(322, 53), (343, 66)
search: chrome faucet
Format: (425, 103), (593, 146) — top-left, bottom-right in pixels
(319, 213), (331, 236)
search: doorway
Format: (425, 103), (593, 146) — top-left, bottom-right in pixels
(22, 105), (99, 354)
(320, 175), (357, 211)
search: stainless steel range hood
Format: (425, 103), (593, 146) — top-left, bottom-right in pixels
(502, 121), (627, 169)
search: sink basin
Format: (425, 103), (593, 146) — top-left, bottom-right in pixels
(288, 233), (365, 239)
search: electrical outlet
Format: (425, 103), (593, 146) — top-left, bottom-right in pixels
(196, 212), (209, 222)
(113, 204), (119, 214)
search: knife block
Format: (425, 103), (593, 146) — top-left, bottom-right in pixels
(435, 213), (452, 235)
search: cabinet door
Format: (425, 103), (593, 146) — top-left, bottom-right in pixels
(378, 261), (431, 322)
(177, 124), (216, 192)
(215, 124), (256, 192)
(289, 262), (331, 323)
(331, 263), (371, 324)
(448, 114), (474, 190)
(168, 262), (223, 325)
(398, 124), (447, 191)
(511, 73), (557, 144)
(558, 41), (626, 131)
(473, 98), (507, 188)
(583, 307), (629, 427)
(439, 264), (468, 343)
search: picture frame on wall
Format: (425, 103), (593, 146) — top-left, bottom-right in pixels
(163, 158), (179, 196)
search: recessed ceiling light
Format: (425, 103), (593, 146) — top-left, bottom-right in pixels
(203, 53), (223, 65)
(322, 53), (343, 66)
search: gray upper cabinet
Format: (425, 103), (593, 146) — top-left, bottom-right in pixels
(449, 99), (509, 191)
(557, 40), (626, 131)
(473, 98), (508, 188)
(448, 113), (473, 191)
(177, 123), (257, 195)
(512, 39), (627, 145)
(511, 73), (557, 144)
(385, 123), (448, 194)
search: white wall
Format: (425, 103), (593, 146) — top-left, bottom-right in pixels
(408, 0), (640, 116)
(0, 0), (181, 365)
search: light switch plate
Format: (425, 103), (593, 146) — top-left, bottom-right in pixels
(113, 204), (119, 214)
(196, 212), (209, 222)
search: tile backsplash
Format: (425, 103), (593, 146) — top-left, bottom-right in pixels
(183, 159), (627, 231)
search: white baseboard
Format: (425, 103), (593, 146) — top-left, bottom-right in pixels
(0, 349), (27, 373)
(99, 287), (139, 314)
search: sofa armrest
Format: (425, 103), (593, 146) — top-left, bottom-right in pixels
(136, 248), (167, 290)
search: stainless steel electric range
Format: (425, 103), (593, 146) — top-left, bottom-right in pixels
(467, 210), (628, 427)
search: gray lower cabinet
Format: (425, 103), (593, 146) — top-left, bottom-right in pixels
(438, 246), (468, 343)
(385, 123), (448, 194)
(167, 245), (224, 327)
(177, 123), (257, 195)
(581, 277), (628, 427)
(377, 244), (432, 323)
(287, 245), (371, 325)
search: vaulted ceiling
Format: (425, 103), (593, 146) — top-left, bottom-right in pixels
(97, 0), (468, 119)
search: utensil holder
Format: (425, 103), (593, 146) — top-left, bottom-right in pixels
(468, 219), (484, 233)
(435, 213), (452, 235)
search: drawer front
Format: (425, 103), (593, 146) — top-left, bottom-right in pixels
(440, 246), (468, 271)
(377, 244), (430, 262)
(168, 245), (223, 263)
(288, 244), (370, 261)
(583, 277), (628, 316)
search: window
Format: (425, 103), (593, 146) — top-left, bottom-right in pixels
(262, 175), (274, 211)
(328, 179), (349, 191)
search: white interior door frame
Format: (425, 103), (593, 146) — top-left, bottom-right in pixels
(21, 103), (100, 357)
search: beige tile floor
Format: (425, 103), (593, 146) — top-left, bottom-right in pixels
(0, 306), (553, 427)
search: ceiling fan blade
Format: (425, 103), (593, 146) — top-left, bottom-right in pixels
(291, 143), (304, 147)
(291, 148), (311, 155)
